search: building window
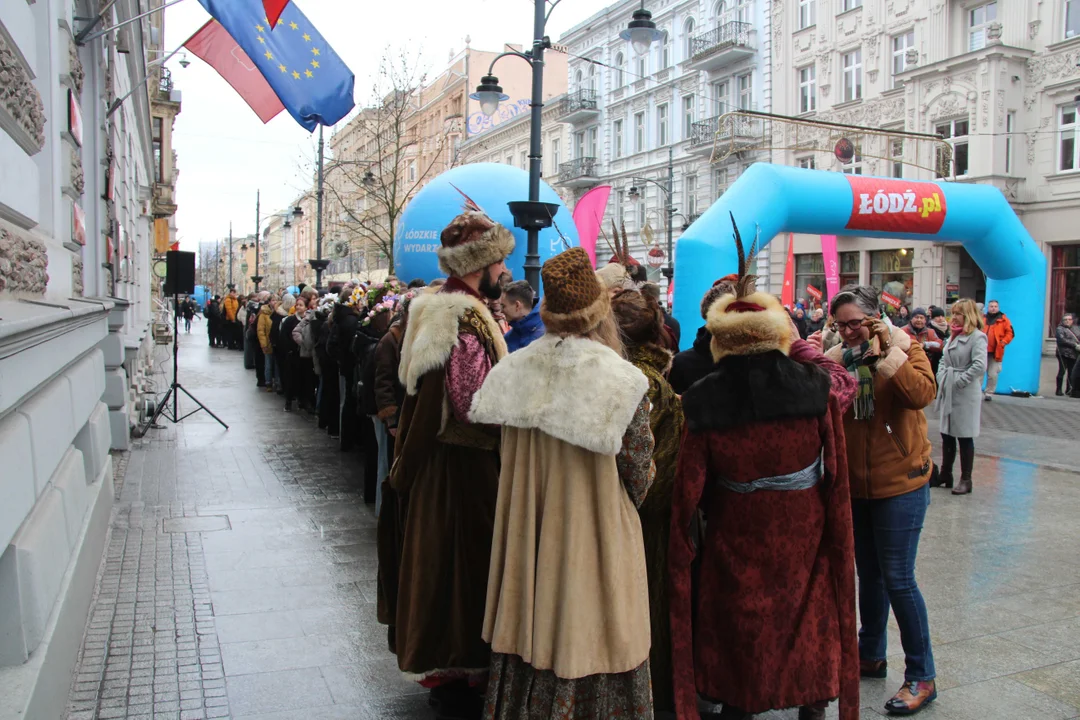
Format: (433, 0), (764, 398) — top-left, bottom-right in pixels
(795, 254), (826, 308)
(842, 49), (862, 102)
(842, 0), (862, 11)
(870, 249), (914, 311)
(1068, 0), (1080, 38)
(575, 69), (584, 90)
(891, 138), (904, 177)
(891, 31), (914, 88)
(614, 119), (624, 158)
(735, 0), (751, 23)
(574, 131), (585, 159)
(588, 65), (596, 94)
(616, 189), (625, 225)
(936, 118), (970, 177)
(637, 196), (647, 228)
(505, 154), (513, 167)
(715, 167), (729, 195)
(685, 175), (698, 216)
(737, 73), (753, 110)
(683, 95), (695, 138)
(968, 1), (998, 51)
(658, 103), (669, 145)
(587, 126), (598, 157)
(408, 160), (417, 182)
(684, 18), (696, 59)
(1051, 245), (1080, 330)
(839, 251), (860, 288)
(635, 111), (646, 152)
(798, 155), (816, 169)
(520, 151), (527, 169)
(799, 0), (816, 29)
(615, 52), (625, 86)
(1006, 111), (1015, 173)
(1059, 105), (1079, 172)
(840, 149), (863, 174)
(712, 80), (729, 113)
(550, 139), (560, 174)
(661, 31), (671, 68)
(798, 65), (817, 113)
(152, 117), (163, 183)
(637, 56), (647, 80)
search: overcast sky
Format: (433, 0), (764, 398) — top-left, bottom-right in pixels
(164, 0), (616, 251)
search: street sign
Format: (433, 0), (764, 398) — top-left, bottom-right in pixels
(806, 285), (822, 301)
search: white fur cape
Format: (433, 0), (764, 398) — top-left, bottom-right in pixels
(398, 290), (507, 396)
(469, 334), (648, 456)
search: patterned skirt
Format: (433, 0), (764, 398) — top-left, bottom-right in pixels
(484, 652), (653, 720)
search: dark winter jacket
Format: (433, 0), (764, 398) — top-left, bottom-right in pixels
(1056, 321), (1080, 361)
(355, 321), (388, 416)
(669, 325), (716, 395)
(373, 323), (405, 429)
(663, 311), (681, 347)
(504, 306), (545, 352)
(328, 304), (361, 374)
(278, 314), (301, 356)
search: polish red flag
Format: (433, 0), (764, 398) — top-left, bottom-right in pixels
(183, 19), (285, 123)
(263, 0), (291, 28)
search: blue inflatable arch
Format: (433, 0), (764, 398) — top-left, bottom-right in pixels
(674, 162), (1046, 394)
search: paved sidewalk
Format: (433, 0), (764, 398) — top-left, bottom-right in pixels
(66, 332), (1080, 719)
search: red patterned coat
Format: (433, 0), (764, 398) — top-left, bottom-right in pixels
(669, 340), (860, 720)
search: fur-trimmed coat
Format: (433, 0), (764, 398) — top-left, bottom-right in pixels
(377, 283), (507, 681)
(470, 334), (655, 680)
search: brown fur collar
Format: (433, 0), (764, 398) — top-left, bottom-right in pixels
(706, 292), (792, 362)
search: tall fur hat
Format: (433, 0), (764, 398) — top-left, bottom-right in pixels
(437, 211), (515, 277)
(611, 288), (664, 346)
(705, 214), (792, 361)
(541, 247), (610, 335)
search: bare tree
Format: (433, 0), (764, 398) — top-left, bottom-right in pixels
(322, 48), (462, 274)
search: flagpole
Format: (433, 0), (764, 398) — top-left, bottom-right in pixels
(252, 191), (263, 292)
(315, 125), (326, 290)
(228, 223), (233, 288)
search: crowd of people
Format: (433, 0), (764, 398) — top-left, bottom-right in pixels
(206, 206), (1069, 720)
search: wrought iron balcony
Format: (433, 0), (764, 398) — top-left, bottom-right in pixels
(559, 89), (600, 124)
(557, 157), (599, 188)
(690, 21), (754, 71)
(688, 107), (761, 157)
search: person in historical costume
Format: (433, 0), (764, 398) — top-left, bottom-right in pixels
(610, 287), (685, 715)
(379, 209), (514, 720)
(669, 217), (861, 720)
(471, 247), (657, 720)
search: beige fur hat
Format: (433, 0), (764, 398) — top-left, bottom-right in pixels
(437, 211), (515, 277)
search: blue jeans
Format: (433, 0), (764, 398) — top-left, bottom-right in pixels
(264, 354), (277, 389)
(370, 415), (389, 516)
(851, 483), (936, 682)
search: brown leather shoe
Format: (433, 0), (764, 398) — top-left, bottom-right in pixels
(860, 658), (888, 678)
(884, 680), (937, 715)
(952, 474), (972, 495)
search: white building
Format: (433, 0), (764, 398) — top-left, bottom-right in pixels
(557, 0), (772, 287)
(0, 1), (178, 715)
(769, 0), (1080, 347)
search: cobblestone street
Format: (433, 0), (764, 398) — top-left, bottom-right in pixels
(66, 329), (1080, 719)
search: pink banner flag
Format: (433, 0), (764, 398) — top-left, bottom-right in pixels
(821, 234), (841, 302)
(572, 185), (612, 268)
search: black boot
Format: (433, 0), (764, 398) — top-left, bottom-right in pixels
(953, 442), (974, 495)
(932, 438), (955, 489)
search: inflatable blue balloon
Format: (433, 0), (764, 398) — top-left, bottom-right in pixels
(395, 163), (578, 293)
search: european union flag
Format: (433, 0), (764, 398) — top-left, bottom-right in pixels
(197, 0), (354, 131)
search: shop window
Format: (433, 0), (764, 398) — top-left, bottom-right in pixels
(1051, 244), (1080, 335)
(795, 253), (826, 309)
(840, 251), (861, 289)
(870, 248), (914, 314)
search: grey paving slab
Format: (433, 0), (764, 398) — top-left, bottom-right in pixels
(64, 334), (1080, 719)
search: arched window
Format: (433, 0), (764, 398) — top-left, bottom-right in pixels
(588, 64), (596, 93)
(615, 52), (625, 86)
(684, 18), (696, 59)
(575, 68), (583, 90)
(661, 30), (670, 68)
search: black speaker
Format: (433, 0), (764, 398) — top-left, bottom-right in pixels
(163, 250), (196, 296)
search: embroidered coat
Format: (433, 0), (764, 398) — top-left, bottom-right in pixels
(670, 337), (860, 720)
(470, 334), (655, 680)
(626, 342), (684, 712)
(377, 282), (507, 682)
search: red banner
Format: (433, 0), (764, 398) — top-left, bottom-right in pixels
(781, 234), (795, 308)
(845, 177), (947, 235)
(881, 291), (902, 309)
(806, 285), (822, 300)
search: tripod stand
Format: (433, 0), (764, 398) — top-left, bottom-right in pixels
(145, 293), (229, 432)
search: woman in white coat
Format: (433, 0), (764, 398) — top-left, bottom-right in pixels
(932, 299), (988, 496)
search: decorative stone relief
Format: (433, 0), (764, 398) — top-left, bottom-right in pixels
(996, 90), (1005, 127)
(981, 91), (990, 127)
(72, 254), (84, 296)
(868, 69), (879, 83)
(927, 92), (966, 120)
(959, 71), (975, 85)
(1029, 20), (1041, 40)
(1004, 178), (1019, 200)
(820, 83), (831, 98)
(1026, 117), (1051, 165)
(68, 37), (85, 97)
(0, 227), (49, 294)
(0, 32), (46, 153)
(863, 34), (881, 72)
(70, 147), (85, 196)
(986, 22), (1003, 45)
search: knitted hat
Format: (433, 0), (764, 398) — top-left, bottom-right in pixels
(541, 247), (610, 335)
(700, 274), (740, 319)
(930, 305), (946, 319)
(437, 211), (515, 277)
(911, 306), (927, 319)
(612, 288), (664, 345)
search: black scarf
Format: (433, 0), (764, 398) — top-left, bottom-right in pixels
(986, 311), (1003, 326)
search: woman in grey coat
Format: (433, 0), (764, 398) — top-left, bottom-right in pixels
(932, 299), (988, 496)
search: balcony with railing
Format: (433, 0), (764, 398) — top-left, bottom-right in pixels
(689, 21), (755, 71)
(558, 89), (600, 124)
(557, 157), (599, 188)
(688, 106), (762, 156)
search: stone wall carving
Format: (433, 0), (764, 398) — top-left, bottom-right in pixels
(72, 254), (84, 297)
(1029, 20), (1041, 40)
(70, 148), (85, 196)
(0, 31), (47, 153)
(68, 38), (85, 97)
(1024, 50), (1080, 109)
(996, 90), (1005, 128)
(1026, 116), (1051, 165)
(0, 227), (49, 294)
(981, 90), (990, 127)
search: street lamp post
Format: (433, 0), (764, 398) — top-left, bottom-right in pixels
(251, 190), (263, 292)
(309, 125), (330, 290)
(227, 222), (234, 289)
(628, 145), (676, 283)
(473, 0), (661, 292)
